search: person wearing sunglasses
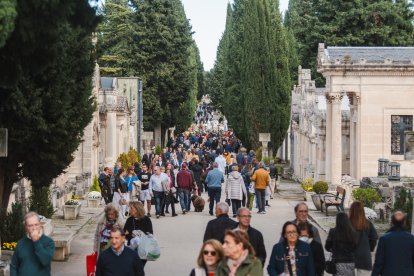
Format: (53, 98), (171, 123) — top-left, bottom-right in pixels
(268, 221), (315, 276)
(190, 239), (224, 276)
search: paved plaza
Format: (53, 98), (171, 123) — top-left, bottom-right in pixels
(51, 180), (327, 276)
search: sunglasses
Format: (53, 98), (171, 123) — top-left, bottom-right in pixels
(203, 250), (217, 256)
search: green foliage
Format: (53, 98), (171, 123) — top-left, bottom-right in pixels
(285, 0), (414, 85)
(0, 203), (25, 244)
(117, 147), (141, 169)
(210, 0), (291, 150)
(90, 175), (101, 193)
(393, 188), (413, 231)
(155, 145), (162, 156)
(0, 0), (17, 48)
(0, 0), (100, 209)
(255, 147), (263, 162)
(313, 181), (328, 194)
(29, 186), (54, 219)
(262, 156), (274, 165)
(352, 188), (382, 209)
(302, 178), (314, 192)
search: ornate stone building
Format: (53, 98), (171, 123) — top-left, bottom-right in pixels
(289, 44), (414, 185)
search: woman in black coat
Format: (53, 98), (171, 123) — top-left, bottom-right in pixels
(298, 222), (325, 276)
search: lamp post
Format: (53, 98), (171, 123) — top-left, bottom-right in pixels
(137, 79), (143, 157)
(388, 162), (401, 181)
(378, 158), (389, 176)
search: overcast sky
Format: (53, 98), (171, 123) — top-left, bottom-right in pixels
(181, 0), (290, 71)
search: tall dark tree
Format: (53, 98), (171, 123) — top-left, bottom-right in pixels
(0, 0), (17, 48)
(130, 0), (195, 140)
(0, 0), (99, 210)
(285, 0), (414, 85)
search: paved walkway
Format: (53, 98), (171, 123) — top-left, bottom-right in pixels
(51, 180), (326, 275)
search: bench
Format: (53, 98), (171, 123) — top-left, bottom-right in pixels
(320, 186), (346, 216)
(51, 231), (75, 261)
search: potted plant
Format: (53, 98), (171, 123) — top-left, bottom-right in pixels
(63, 196), (81, 219)
(311, 181), (328, 210)
(301, 178), (314, 202)
(87, 176), (102, 208)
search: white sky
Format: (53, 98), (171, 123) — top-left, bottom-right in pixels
(182, 0), (290, 71)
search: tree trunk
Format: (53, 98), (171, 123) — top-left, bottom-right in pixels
(0, 170), (13, 211)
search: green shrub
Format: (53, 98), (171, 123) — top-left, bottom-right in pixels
(352, 188), (381, 209)
(302, 178), (314, 192)
(262, 156), (273, 165)
(393, 188), (413, 232)
(255, 147), (262, 162)
(0, 203), (26, 244)
(313, 181), (328, 194)
(29, 186), (54, 218)
(117, 147), (141, 169)
(155, 144), (162, 156)
(90, 175), (101, 193)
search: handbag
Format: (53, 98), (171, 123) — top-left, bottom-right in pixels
(119, 198), (127, 206)
(325, 253), (336, 274)
(86, 251), (97, 276)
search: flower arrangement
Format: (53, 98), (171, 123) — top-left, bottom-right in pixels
(313, 181), (328, 194)
(1, 242), (17, 251)
(87, 191), (102, 199)
(65, 195), (80, 205)
(301, 178), (314, 192)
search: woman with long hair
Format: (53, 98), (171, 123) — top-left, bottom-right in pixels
(112, 167), (128, 217)
(268, 221), (315, 276)
(325, 212), (359, 276)
(349, 201), (378, 276)
(217, 230), (262, 276)
(190, 239), (224, 276)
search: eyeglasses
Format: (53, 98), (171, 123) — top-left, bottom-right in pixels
(286, 231), (298, 235)
(203, 250), (217, 256)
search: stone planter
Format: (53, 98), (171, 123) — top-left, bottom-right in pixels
(311, 194), (322, 211)
(87, 198), (101, 208)
(304, 191), (315, 202)
(0, 250), (13, 276)
(63, 204), (81, 220)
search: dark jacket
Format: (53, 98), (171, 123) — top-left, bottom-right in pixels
(372, 227), (414, 276)
(325, 228), (358, 263)
(234, 224), (267, 266)
(216, 254), (263, 276)
(354, 220), (378, 270)
(95, 246), (144, 276)
(124, 216), (153, 244)
(309, 240), (325, 276)
(267, 240), (315, 276)
(101, 174), (112, 198)
(192, 163), (203, 185)
(203, 214), (237, 243)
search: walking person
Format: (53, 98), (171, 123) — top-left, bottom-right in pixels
(372, 210), (414, 276)
(112, 168), (129, 218)
(225, 165), (247, 217)
(124, 202), (153, 267)
(98, 167), (110, 191)
(94, 203), (125, 257)
(101, 168), (113, 205)
(190, 240), (224, 276)
(177, 163), (193, 214)
(149, 166), (169, 218)
(216, 229), (263, 276)
(164, 166), (178, 217)
(267, 221), (315, 276)
(348, 201), (378, 276)
(125, 166), (139, 202)
(250, 162), (270, 214)
(234, 208), (266, 266)
(203, 202), (237, 243)
(298, 222), (325, 276)
(95, 227), (145, 276)
(325, 212), (359, 276)
(205, 162), (225, 216)
(10, 212), (55, 276)
(138, 164), (152, 216)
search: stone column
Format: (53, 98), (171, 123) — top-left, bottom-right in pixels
(355, 94), (361, 180)
(329, 93), (343, 186)
(325, 97), (332, 183)
(105, 112), (117, 167)
(347, 93), (355, 178)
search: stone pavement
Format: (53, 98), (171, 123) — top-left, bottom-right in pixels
(51, 180), (327, 276)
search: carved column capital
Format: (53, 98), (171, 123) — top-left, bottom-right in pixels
(346, 92), (361, 106)
(327, 92), (343, 104)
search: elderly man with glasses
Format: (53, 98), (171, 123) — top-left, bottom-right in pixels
(233, 207), (266, 266)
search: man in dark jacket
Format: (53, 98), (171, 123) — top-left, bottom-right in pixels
(234, 208), (266, 266)
(176, 163), (193, 214)
(203, 202), (237, 243)
(96, 227), (144, 276)
(372, 211), (414, 276)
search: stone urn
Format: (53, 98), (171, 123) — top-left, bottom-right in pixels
(87, 198), (101, 208)
(311, 194), (322, 211)
(0, 249), (13, 276)
(63, 204), (81, 220)
(304, 191), (315, 202)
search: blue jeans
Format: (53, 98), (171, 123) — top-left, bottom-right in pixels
(178, 188), (190, 211)
(208, 187), (221, 213)
(255, 189), (265, 212)
(153, 191), (165, 215)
